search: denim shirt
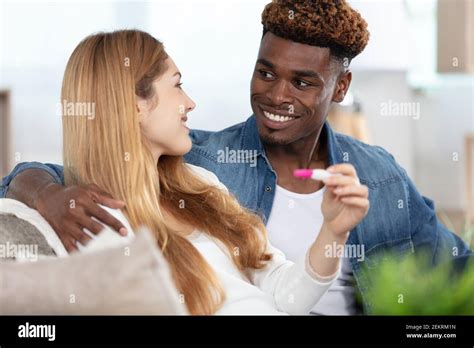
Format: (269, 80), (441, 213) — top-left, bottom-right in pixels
(1, 115), (470, 313)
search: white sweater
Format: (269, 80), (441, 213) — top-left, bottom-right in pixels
(188, 229), (338, 315)
(0, 164), (340, 315)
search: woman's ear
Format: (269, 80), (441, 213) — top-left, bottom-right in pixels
(332, 70), (352, 103)
(136, 97), (149, 122)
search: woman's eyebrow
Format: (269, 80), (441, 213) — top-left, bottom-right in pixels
(173, 71), (182, 78)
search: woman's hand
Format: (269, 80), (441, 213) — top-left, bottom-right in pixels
(321, 163), (369, 240)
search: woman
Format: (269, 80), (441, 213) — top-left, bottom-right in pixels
(61, 30), (369, 315)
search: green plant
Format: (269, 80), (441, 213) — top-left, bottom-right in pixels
(361, 253), (474, 315)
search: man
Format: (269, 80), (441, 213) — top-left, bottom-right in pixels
(1, 0), (470, 314)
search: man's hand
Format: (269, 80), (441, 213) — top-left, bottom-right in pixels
(35, 183), (128, 252)
(321, 163), (370, 239)
(307, 163), (369, 278)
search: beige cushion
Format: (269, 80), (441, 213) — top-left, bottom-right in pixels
(0, 213), (55, 259)
(0, 227), (187, 315)
(0, 198), (68, 257)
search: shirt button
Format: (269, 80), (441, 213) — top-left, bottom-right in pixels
(265, 186), (272, 192)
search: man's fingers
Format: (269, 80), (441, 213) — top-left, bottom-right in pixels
(327, 164), (357, 178)
(60, 234), (78, 253)
(87, 204), (128, 236)
(333, 184), (368, 198)
(324, 175), (359, 187)
(67, 223), (93, 246)
(94, 193), (126, 209)
(340, 196), (370, 209)
(87, 183), (125, 209)
(89, 190), (125, 209)
(75, 214), (104, 235)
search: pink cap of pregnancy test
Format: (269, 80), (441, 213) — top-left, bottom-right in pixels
(293, 169), (314, 179)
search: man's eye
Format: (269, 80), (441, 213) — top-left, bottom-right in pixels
(295, 80), (311, 88)
(258, 70), (274, 79)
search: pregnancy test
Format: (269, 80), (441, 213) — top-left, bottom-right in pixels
(293, 169), (336, 181)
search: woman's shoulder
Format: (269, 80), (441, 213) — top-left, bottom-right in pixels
(77, 205), (135, 254)
(185, 164), (229, 193)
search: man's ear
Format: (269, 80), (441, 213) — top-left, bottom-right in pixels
(332, 70), (352, 103)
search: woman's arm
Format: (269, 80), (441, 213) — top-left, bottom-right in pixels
(247, 240), (341, 315)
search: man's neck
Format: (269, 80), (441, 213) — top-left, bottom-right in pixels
(264, 126), (329, 194)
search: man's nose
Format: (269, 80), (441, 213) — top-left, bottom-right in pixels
(266, 80), (293, 106)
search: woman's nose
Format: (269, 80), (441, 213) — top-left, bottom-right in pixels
(188, 98), (196, 112)
(186, 94), (196, 112)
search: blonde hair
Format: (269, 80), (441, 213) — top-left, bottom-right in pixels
(62, 30), (272, 314)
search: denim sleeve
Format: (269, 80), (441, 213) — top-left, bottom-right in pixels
(406, 176), (472, 263)
(386, 156), (473, 263)
(381, 148), (473, 264)
(0, 162), (64, 198)
(189, 129), (214, 145)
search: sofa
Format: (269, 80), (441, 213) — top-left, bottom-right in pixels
(0, 198), (187, 315)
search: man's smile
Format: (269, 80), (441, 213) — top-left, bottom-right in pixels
(258, 104), (300, 130)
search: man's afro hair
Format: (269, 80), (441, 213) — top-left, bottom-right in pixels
(261, 0), (370, 61)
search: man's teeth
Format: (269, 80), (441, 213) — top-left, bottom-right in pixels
(263, 111), (295, 122)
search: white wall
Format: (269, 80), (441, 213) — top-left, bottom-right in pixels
(0, 0), (269, 165)
(0, 0), (473, 212)
(349, 0), (412, 71)
(348, 0), (474, 211)
(0, 0), (151, 165)
(348, 71), (415, 177)
(148, 0), (268, 131)
(413, 83), (474, 210)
